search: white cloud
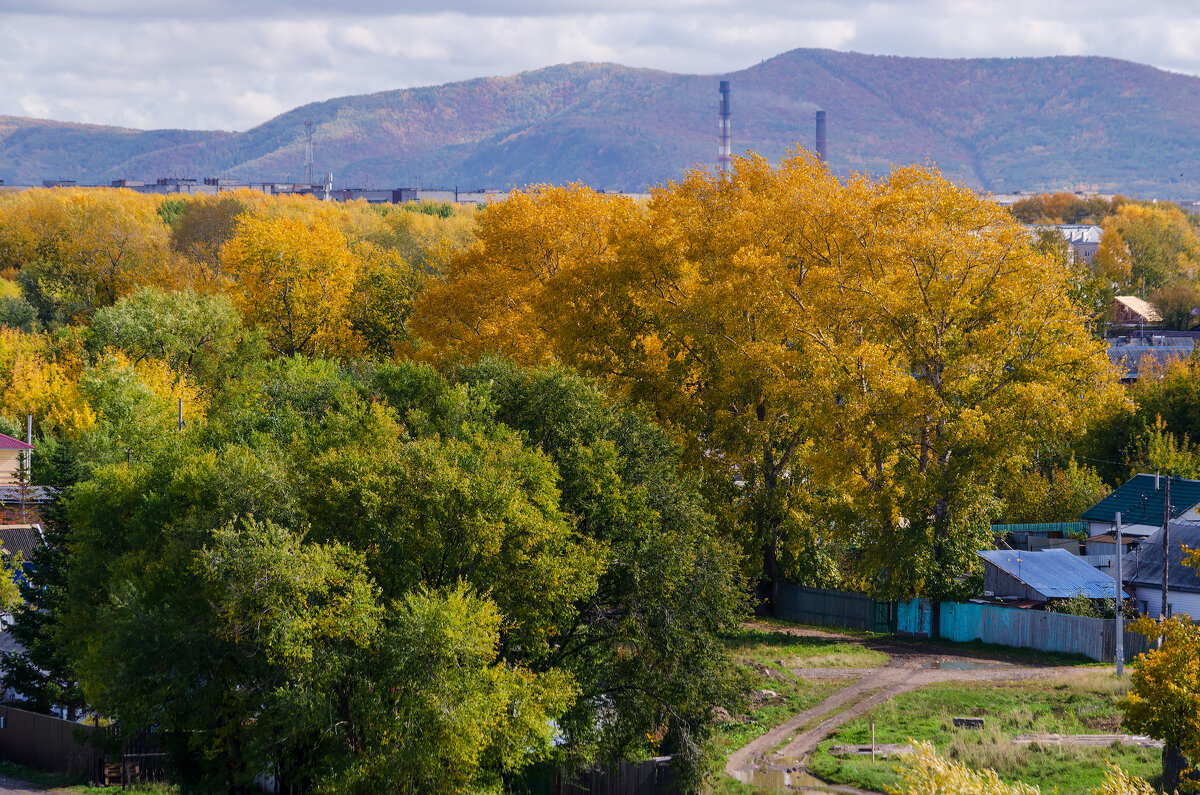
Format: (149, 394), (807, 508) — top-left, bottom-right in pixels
(3, 2), (1200, 130)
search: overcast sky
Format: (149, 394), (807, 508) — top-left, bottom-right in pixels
(5, 1), (1200, 131)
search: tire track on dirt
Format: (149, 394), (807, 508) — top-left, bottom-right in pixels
(727, 622), (1073, 791)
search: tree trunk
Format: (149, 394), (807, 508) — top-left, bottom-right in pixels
(1163, 743), (1189, 793)
(927, 495), (952, 639)
(763, 536), (781, 617)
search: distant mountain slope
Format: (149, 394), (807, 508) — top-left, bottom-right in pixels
(4, 50), (1200, 197)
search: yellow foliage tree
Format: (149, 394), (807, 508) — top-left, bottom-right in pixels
(221, 212), (362, 358)
(413, 184), (636, 364)
(1094, 222), (1134, 285)
(413, 154), (1117, 607)
(1122, 546), (1200, 792)
(0, 328), (94, 437)
(0, 189), (176, 321)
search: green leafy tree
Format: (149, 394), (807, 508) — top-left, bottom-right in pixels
(1123, 607), (1200, 791)
(169, 194), (246, 288)
(998, 458), (1108, 524)
(59, 358), (636, 791)
(1150, 284), (1200, 331)
(446, 359), (746, 779)
(0, 520), (84, 718)
(324, 585), (574, 795)
(88, 287), (262, 390)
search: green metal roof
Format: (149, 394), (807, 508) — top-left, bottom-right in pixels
(991, 522), (1085, 535)
(1081, 473), (1200, 526)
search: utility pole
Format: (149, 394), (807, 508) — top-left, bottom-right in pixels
(1161, 475), (1172, 641)
(1116, 511), (1124, 676)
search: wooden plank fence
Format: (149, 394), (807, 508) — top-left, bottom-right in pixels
(514, 757), (686, 794)
(775, 585), (881, 631)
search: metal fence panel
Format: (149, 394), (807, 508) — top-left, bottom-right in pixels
(935, 602), (1153, 662)
(0, 705), (99, 779)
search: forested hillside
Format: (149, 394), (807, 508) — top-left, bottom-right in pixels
(6, 50), (1200, 196)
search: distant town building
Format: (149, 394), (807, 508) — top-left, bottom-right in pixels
(1030, 224), (1103, 265)
(41, 179), (77, 188)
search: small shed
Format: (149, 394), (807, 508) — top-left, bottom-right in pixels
(1085, 533), (1140, 557)
(977, 548), (1125, 603)
(0, 434), (31, 486)
(1112, 296), (1163, 326)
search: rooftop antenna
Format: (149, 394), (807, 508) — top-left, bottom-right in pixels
(304, 119), (315, 185)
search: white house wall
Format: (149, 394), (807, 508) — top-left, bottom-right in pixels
(1131, 585), (1200, 621)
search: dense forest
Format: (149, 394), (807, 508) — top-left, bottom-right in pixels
(0, 159), (1198, 790)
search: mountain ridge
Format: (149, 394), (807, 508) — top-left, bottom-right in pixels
(5, 49), (1200, 197)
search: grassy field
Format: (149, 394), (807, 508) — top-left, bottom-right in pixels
(721, 625), (890, 670)
(0, 758), (175, 793)
(706, 626), (886, 794)
(808, 671), (1161, 794)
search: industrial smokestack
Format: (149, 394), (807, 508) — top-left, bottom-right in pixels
(718, 80), (732, 175)
(815, 110), (827, 162)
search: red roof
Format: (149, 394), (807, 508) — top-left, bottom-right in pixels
(0, 433), (32, 451)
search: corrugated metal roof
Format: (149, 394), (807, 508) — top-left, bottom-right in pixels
(1081, 473), (1200, 526)
(0, 486), (57, 504)
(977, 548), (1124, 599)
(0, 433), (31, 451)
(992, 522), (1086, 535)
(0, 525), (43, 559)
(1122, 522), (1200, 594)
(1108, 345), (1196, 380)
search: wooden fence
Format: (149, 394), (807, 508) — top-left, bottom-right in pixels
(775, 584), (896, 633)
(514, 757), (685, 794)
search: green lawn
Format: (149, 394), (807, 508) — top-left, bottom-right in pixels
(721, 626), (890, 670)
(808, 671), (1161, 794)
(0, 758), (175, 793)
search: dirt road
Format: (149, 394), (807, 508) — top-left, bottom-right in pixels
(725, 623), (1072, 792)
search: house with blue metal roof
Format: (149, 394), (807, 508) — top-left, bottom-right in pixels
(1081, 473), (1200, 539)
(977, 548), (1125, 605)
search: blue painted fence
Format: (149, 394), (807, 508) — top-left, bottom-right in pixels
(895, 598), (1149, 662)
(779, 585), (1149, 662)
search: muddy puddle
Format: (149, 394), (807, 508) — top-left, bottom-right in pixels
(921, 659), (1003, 670)
(730, 763), (847, 793)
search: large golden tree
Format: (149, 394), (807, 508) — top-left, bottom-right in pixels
(413, 155), (1118, 608)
